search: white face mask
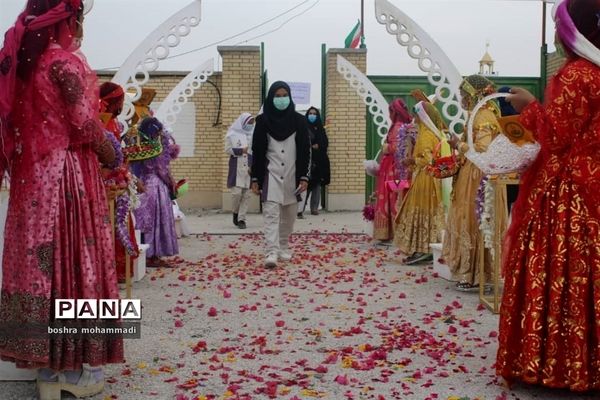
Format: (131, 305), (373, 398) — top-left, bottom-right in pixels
(243, 123), (254, 132)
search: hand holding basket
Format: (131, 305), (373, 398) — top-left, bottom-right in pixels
(465, 93), (540, 175)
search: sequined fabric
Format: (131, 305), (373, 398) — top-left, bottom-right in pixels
(442, 108), (507, 286)
(393, 123), (444, 254)
(0, 47), (123, 369)
(130, 132), (179, 258)
(497, 59), (600, 391)
(373, 124), (403, 241)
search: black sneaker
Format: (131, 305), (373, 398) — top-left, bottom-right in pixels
(238, 220), (246, 229)
(297, 213), (304, 219)
(233, 213), (239, 226)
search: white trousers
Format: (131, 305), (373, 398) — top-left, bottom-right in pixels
(262, 201), (297, 256)
(231, 187), (252, 221)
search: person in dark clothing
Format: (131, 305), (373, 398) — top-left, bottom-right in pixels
(299, 107), (330, 217)
(251, 81), (311, 268)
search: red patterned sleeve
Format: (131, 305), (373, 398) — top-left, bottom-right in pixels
(48, 52), (104, 146)
(519, 101), (543, 141)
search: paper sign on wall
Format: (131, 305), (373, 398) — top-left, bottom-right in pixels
(287, 82), (311, 105)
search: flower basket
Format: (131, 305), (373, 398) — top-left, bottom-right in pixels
(465, 93), (540, 175)
(123, 126), (163, 162)
(425, 141), (460, 179)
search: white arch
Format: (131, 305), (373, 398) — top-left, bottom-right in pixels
(112, 0), (202, 123)
(374, 0), (468, 134)
(336, 55), (391, 145)
(154, 58), (214, 132)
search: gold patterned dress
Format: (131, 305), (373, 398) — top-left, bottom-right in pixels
(442, 107), (506, 286)
(393, 122), (444, 255)
(497, 59), (600, 391)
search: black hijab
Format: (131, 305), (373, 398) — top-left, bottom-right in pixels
(305, 107), (326, 143)
(262, 81), (299, 141)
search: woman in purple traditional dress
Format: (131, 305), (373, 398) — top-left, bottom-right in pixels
(129, 117), (180, 268)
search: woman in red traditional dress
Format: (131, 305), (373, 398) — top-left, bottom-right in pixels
(0, 1), (123, 398)
(497, 0), (600, 391)
(372, 99), (414, 241)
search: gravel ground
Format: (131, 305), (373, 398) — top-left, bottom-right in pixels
(1, 212), (597, 400)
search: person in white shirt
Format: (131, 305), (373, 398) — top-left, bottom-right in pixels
(251, 81), (311, 268)
(225, 112), (255, 229)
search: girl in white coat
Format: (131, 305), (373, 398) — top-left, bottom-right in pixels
(225, 112), (255, 229)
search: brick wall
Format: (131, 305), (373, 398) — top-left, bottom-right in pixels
(97, 45), (262, 210)
(217, 46), (262, 212)
(325, 48), (367, 211)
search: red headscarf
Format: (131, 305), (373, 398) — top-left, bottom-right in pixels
(388, 98), (412, 125)
(0, 0), (81, 119)
(99, 82), (125, 117)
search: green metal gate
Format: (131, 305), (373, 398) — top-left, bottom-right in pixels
(365, 75), (543, 199)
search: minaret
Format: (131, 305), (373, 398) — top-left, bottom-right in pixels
(479, 41), (496, 75)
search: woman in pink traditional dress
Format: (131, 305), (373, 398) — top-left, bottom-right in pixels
(0, 1), (123, 399)
(372, 99), (413, 241)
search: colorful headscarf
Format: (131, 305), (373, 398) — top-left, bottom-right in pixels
(554, 0), (600, 66)
(0, 0), (82, 119)
(414, 101), (446, 141)
(139, 117), (163, 140)
(389, 98), (412, 125)
(459, 74), (496, 112)
(99, 82), (125, 117)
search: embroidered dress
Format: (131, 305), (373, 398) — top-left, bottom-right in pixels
(373, 129), (401, 241)
(373, 99), (413, 241)
(442, 108), (506, 285)
(0, 47), (123, 369)
(101, 95), (139, 282)
(393, 118), (444, 254)
(130, 129), (179, 259)
(497, 59), (600, 391)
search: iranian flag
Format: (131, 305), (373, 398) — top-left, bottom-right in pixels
(344, 20), (361, 49)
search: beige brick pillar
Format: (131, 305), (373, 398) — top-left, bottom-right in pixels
(325, 48), (367, 211)
(217, 46), (262, 212)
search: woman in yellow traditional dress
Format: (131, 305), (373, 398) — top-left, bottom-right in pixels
(442, 74), (506, 291)
(393, 101), (445, 264)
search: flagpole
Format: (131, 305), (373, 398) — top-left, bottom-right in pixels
(360, 0), (366, 48)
